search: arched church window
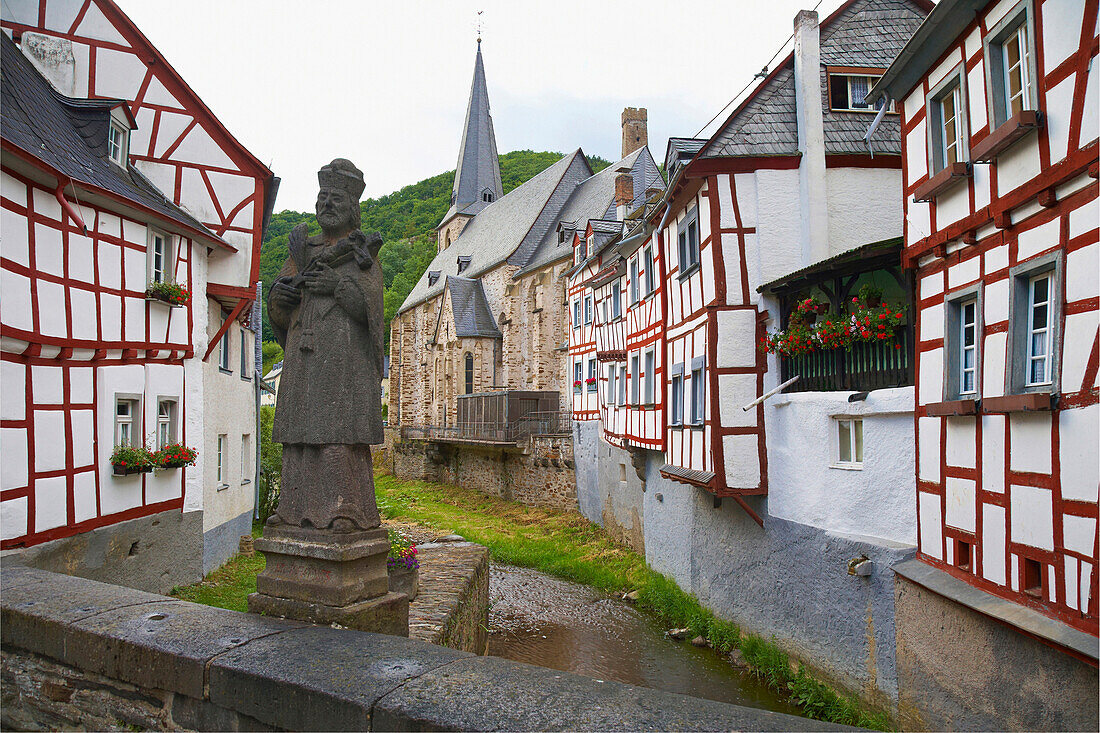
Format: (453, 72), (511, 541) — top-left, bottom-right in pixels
(465, 352), (474, 394)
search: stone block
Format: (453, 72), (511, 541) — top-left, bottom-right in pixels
(372, 655), (841, 731)
(208, 625), (471, 731)
(254, 526), (389, 607)
(247, 591), (409, 637)
(64, 599), (304, 699)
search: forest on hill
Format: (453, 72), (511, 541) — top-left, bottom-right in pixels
(259, 150), (609, 370)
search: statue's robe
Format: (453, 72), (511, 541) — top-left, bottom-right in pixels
(267, 230), (383, 531)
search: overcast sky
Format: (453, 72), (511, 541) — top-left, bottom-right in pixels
(116, 0), (848, 212)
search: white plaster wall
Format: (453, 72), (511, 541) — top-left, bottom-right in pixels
(766, 387), (916, 544)
(202, 298), (256, 532)
(824, 168), (902, 257)
(752, 169), (802, 284)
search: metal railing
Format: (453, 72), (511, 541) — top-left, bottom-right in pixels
(400, 410), (572, 445)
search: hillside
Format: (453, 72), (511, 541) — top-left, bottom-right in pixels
(259, 151), (610, 352)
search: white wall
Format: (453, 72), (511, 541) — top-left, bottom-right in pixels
(825, 168), (903, 256)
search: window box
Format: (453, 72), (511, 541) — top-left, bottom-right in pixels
(145, 281), (191, 307)
(925, 399), (978, 417)
(972, 110), (1042, 162)
(113, 464), (152, 476)
(982, 393), (1054, 413)
(912, 162), (970, 203)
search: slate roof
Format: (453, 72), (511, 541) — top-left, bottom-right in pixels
(445, 276), (502, 338)
(702, 0), (929, 159)
(515, 146), (664, 276)
(0, 34), (223, 243)
(400, 151), (583, 312)
(439, 42), (504, 227)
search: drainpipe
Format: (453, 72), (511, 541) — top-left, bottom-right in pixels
(863, 98), (891, 157)
(54, 182), (88, 234)
(253, 281), (262, 521)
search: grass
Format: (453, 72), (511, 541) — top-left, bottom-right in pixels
(170, 522), (264, 612)
(172, 473), (892, 730)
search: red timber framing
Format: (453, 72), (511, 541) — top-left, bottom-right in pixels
(898, 0), (1100, 636)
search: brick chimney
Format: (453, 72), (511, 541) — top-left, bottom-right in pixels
(615, 174), (634, 220)
(621, 107), (648, 158)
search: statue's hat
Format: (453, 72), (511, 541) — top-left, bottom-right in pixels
(318, 158), (365, 199)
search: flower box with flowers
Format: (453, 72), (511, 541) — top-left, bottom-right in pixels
(387, 528), (419, 601)
(153, 443), (198, 470)
(111, 444), (154, 476)
(585, 377), (597, 384)
(760, 295), (906, 356)
(145, 281), (192, 307)
(573, 380), (583, 390)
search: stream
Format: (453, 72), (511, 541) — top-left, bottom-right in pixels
(487, 563), (803, 716)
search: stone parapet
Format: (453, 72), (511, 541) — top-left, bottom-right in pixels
(408, 542), (490, 653)
(0, 565), (840, 731)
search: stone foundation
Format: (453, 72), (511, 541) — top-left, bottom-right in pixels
(409, 542), (490, 654)
(384, 428), (577, 511)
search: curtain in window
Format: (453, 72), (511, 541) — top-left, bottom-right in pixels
(850, 76), (870, 107)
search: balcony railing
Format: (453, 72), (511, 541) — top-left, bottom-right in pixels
(399, 410), (572, 445)
(780, 327), (913, 393)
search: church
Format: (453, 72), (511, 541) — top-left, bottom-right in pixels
(389, 40), (664, 430)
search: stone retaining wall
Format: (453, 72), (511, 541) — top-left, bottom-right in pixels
(408, 543), (489, 654)
(0, 564), (838, 732)
(384, 428), (576, 511)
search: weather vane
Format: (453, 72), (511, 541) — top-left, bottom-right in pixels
(477, 10), (483, 43)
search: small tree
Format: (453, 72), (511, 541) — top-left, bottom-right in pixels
(258, 406), (282, 523)
(261, 341), (284, 375)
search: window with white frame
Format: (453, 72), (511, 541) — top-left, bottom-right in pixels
(601, 297), (609, 324)
(219, 317), (231, 371)
(945, 287), (982, 400)
(108, 120), (128, 167)
(573, 299), (581, 330)
(985, 4), (1037, 128)
(584, 296), (593, 325)
(643, 348), (655, 404)
(670, 363), (684, 426)
(612, 281), (622, 319)
(678, 209), (699, 276)
(959, 299), (978, 395)
(834, 418), (864, 468)
(240, 329), (251, 378)
(927, 72), (968, 174)
(241, 434), (251, 484)
(643, 245), (654, 295)
(156, 398), (177, 449)
(587, 358), (597, 392)
(216, 434), (228, 486)
(148, 230), (172, 284)
(617, 363), (627, 405)
(115, 396), (140, 446)
(690, 357), (705, 425)
(573, 361), (582, 392)
(606, 364), (616, 405)
(631, 353), (640, 405)
(630, 258), (640, 304)
(1008, 255), (1061, 393)
(828, 73), (893, 112)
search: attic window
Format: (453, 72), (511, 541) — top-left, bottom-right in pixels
(481, 189), (494, 203)
(108, 120), (129, 167)
(457, 256), (471, 274)
(829, 71), (893, 113)
(427, 271), (441, 286)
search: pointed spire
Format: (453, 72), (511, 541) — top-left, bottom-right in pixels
(440, 40), (503, 227)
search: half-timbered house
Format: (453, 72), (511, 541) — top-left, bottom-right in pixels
(0, 0), (276, 589)
(867, 0), (1098, 725)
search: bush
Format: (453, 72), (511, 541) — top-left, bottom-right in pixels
(258, 406), (281, 524)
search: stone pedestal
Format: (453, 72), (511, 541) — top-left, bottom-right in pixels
(248, 525), (408, 636)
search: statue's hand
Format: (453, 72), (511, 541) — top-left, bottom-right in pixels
(271, 278), (301, 309)
(302, 262), (340, 296)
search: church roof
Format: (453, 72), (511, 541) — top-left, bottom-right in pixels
(400, 151), (584, 312)
(515, 146), (664, 276)
(439, 42), (504, 228)
(0, 34), (224, 245)
(445, 276), (502, 338)
(701, 0), (929, 159)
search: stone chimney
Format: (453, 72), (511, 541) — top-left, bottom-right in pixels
(615, 173), (634, 220)
(21, 33), (76, 97)
(621, 107), (648, 158)
(793, 9), (828, 266)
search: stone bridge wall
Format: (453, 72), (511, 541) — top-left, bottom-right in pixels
(382, 427), (577, 511)
(0, 565), (835, 732)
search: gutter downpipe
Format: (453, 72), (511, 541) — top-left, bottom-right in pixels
(863, 97), (891, 157)
(54, 182), (88, 234)
(253, 281), (262, 522)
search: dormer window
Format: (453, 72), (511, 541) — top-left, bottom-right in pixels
(427, 271), (441, 286)
(481, 189), (494, 203)
(108, 119), (128, 167)
(829, 70), (893, 113)
(457, 256), (471, 274)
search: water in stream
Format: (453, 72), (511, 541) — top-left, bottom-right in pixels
(487, 564), (804, 716)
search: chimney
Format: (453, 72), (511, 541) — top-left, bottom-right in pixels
(615, 174), (634, 220)
(621, 107), (648, 158)
(792, 9), (828, 266)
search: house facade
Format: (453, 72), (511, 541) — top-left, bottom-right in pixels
(570, 0), (934, 708)
(0, 0), (275, 589)
(870, 0), (1098, 727)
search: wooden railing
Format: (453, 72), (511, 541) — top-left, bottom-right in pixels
(780, 328), (913, 393)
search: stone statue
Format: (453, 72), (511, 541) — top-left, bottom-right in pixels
(267, 158), (384, 532)
(252, 159), (406, 635)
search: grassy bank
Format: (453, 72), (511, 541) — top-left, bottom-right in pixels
(375, 474), (891, 730)
(171, 523), (263, 612)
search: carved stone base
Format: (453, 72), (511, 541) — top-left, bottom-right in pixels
(248, 525), (408, 635)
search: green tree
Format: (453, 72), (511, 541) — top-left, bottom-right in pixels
(257, 406), (282, 524)
(261, 341), (283, 375)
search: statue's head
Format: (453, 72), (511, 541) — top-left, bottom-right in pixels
(316, 158), (365, 235)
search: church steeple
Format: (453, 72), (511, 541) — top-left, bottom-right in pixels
(438, 40), (503, 249)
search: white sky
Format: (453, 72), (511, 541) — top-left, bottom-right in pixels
(116, 0), (849, 212)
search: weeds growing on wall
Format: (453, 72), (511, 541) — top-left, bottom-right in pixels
(374, 473), (894, 730)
